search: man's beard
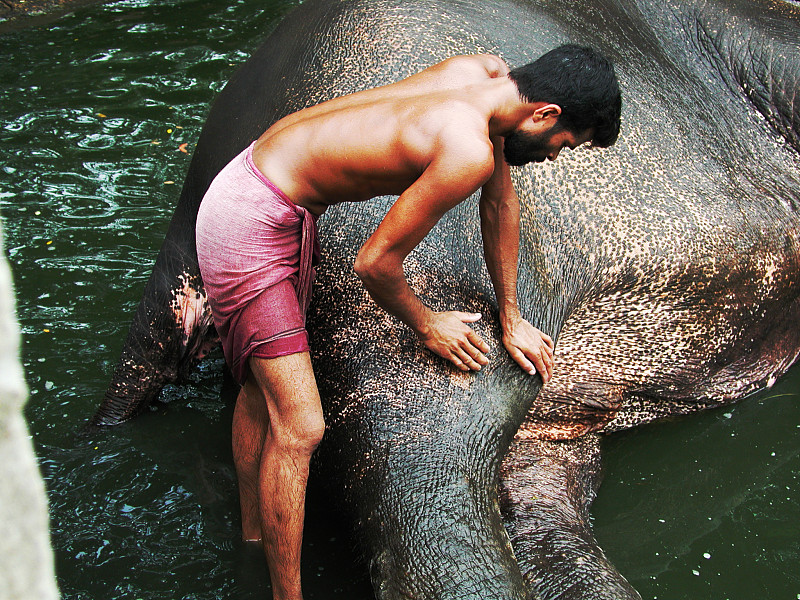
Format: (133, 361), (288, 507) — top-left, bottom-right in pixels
(503, 129), (554, 166)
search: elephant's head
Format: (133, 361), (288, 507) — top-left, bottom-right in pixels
(307, 0), (800, 597)
(93, 0), (800, 598)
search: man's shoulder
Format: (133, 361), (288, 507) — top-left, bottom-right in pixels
(431, 122), (494, 178)
(436, 54), (509, 78)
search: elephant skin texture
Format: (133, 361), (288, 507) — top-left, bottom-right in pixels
(92, 0), (800, 599)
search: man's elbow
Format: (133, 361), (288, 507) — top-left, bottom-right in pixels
(353, 248), (381, 286)
(355, 244), (404, 289)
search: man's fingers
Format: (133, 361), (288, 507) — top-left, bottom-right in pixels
(508, 343), (553, 382)
(450, 344), (484, 371)
(528, 351), (552, 383)
(451, 348), (478, 371)
(449, 354), (470, 371)
(423, 311), (494, 371)
(462, 341), (489, 367)
(454, 342), (488, 370)
(541, 332), (554, 351)
(465, 329), (490, 354)
(535, 343), (554, 365)
(508, 346), (536, 376)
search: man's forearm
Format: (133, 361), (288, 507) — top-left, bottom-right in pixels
(480, 136), (525, 324)
(355, 252), (490, 371)
(480, 191), (555, 380)
(480, 191), (522, 324)
(353, 255), (434, 335)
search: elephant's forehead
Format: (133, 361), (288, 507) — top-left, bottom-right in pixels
(282, 0), (799, 209)
(514, 77), (800, 272)
(275, 0), (565, 109)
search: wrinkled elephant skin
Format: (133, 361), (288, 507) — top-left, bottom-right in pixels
(92, 0), (800, 598)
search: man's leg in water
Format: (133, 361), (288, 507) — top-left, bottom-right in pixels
(232, 381), (267, 543)
(232, 351), (325, 600)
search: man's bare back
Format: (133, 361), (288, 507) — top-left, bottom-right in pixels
(252, 54), (510, 214)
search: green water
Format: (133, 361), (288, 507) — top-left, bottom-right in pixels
(0, 1), (798, 599)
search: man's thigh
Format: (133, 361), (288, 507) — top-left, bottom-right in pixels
(246, 352), (322, 433)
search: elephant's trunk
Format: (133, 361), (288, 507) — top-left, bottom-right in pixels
(94, 362), (163, 426)
(364, 422), (528, 599)
(501, 435), (641, 600)
(91, 222), (216, 426)
(310, 256), (542, 598)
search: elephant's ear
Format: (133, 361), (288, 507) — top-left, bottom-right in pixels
(691, 3), (800, 153)
(519, 386), (622, 440)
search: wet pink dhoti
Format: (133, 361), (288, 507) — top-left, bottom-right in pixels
(196, 142), (320, 385)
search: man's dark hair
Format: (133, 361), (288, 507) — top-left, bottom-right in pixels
(509, 44), (622, 147)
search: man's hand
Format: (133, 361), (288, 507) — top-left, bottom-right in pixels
(418, 311), (490, 371)
(502, 315), (554, 382)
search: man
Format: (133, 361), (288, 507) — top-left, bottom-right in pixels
(196, 44), (621, 600)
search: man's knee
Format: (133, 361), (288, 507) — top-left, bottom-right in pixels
(271, 409), (325, 458)
(295, 409), (326, 452)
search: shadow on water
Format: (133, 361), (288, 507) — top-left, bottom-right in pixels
(0, 0), (798, 598)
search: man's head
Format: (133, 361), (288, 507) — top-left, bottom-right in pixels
(506, 44), (621, 164)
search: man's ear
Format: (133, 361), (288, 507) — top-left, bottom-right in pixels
(531, 103), (562, 122)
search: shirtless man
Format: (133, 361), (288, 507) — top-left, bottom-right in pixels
(195, 44), (621, 600)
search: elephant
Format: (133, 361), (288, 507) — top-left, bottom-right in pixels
(91, 0), (800, 598)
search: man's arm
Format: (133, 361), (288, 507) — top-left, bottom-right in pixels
(479, 136), (554, 382)
(354, 143), (493, 372)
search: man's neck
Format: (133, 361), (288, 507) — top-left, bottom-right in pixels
(485, 77), (537, 137)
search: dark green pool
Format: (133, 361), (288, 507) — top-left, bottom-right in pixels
(1, 1), (798, 598)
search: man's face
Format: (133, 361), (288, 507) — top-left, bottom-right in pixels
(504, 124), (593, 166)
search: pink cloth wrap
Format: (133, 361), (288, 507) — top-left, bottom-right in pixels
(195, 142), (321, 384)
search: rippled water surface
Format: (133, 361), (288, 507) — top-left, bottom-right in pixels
(1, 1), (798, 599)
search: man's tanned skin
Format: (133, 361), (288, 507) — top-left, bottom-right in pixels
(254, 55), (574, 373)
(231, 51), (619, 600)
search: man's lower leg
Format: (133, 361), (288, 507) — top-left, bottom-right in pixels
(249, 352), (325, 600)
(259, 434), (314, 600)
(232, 384), (267, 542)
